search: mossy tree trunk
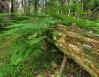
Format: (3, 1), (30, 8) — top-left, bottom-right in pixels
(48, 24), (99, 77)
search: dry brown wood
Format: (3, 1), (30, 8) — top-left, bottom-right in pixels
(59, 54), (67, 76)
(49, 24), (99, 77)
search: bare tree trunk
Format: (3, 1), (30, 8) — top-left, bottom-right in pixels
(68, 9), (71, 16)
(28, 0), (31, 15)
(11, 0), (14, 13)
(34, 0), (38, 15)
(0, 0), (9, 30)
(0, 0), (8, 13)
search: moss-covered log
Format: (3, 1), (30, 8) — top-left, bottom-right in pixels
(49, 24), (99, 77)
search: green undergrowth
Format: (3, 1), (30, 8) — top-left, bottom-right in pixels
(52, 15), (99, 34)
(0, 15), (98, 77)
(0, 16), (60, 77)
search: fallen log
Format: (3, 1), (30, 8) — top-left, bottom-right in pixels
(48, 24), (99, 77)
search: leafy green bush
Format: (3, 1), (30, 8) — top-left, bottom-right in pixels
(52, 15), (99, 33)
(9, 16), (30, 24)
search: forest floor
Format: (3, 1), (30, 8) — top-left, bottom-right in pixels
(0, 15), (99, 77)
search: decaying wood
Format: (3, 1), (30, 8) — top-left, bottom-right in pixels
(48, 24), (99, 77)
(59, 54), (67, 76)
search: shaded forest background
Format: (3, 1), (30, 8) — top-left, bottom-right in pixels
(1, 0), (99, 18)
(0, 0), (99, 32)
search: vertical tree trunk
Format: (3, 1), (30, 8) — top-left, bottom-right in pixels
(11, 0), (14, 13)
(34, 0), (38, 15)
(28, 0), (31, 15)
(0, 0), (8, 13)
(42, 0), (45, 8)
(0, 0), (9, 30)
